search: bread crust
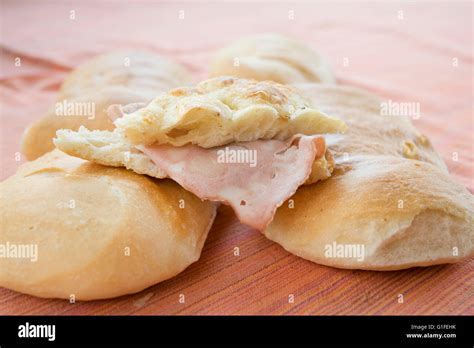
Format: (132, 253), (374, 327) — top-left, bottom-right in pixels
(0, 150), (216, 300)
(210, 34), (336, 84)
(264, 84), (474, 270)
(114, 76), (346, 147)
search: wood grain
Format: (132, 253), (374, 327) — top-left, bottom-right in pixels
(0, 205), (472, 315)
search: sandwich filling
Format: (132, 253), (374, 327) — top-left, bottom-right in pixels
(54, 77), (345, 230)
(139, 135), (326, 230)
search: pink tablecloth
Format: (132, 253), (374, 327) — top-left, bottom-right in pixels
(0, 0), (473, 316)
(1, 0), (472, 186)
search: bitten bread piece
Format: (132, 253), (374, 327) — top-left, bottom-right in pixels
(209, 34), (336, 84)
(113, 76), (346, 147)
(21, 51), (192, 160)
(54, 127), (168, 179)
(264, 84), (474, 270)
(0, 150), (216, 300)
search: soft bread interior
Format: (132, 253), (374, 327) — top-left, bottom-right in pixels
(54, 126), (334, 185)
(54, 127), (167, 179)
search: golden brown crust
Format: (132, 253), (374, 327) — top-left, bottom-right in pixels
(114, 76), (346, 148)
(264, 84), (474, 270)
(0, 150), (216, 300)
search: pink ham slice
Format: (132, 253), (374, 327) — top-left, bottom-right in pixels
(139, 135), (326, 231)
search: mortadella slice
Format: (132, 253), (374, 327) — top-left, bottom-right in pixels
(139, 135), (326, 230)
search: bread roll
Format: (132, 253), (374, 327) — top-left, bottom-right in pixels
(0, 150), (216, 300)
(209, 34), (336, 84)
(21, 51), (192, 160)
(264, 84), (474, 270)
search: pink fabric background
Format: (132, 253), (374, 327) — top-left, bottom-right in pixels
(1, 0), (472, 190)
(0, 0), (472, 315)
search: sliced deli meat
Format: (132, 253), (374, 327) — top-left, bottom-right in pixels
(139, 135), (326, 230)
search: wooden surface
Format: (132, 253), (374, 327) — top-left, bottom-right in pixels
(0, 205), (472, 315)
(1, 1), (473, 315)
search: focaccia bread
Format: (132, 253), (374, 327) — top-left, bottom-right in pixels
(53, 125), (334, 186)
(54, 77), (342, 186)
(54, 77), (342, 230)
(209, 34), (336, 84)
(264, 84), (474, 270)
(112, 77), (346, 147)
(21, 51), (192, 160)
(0, 150), (216, 300)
